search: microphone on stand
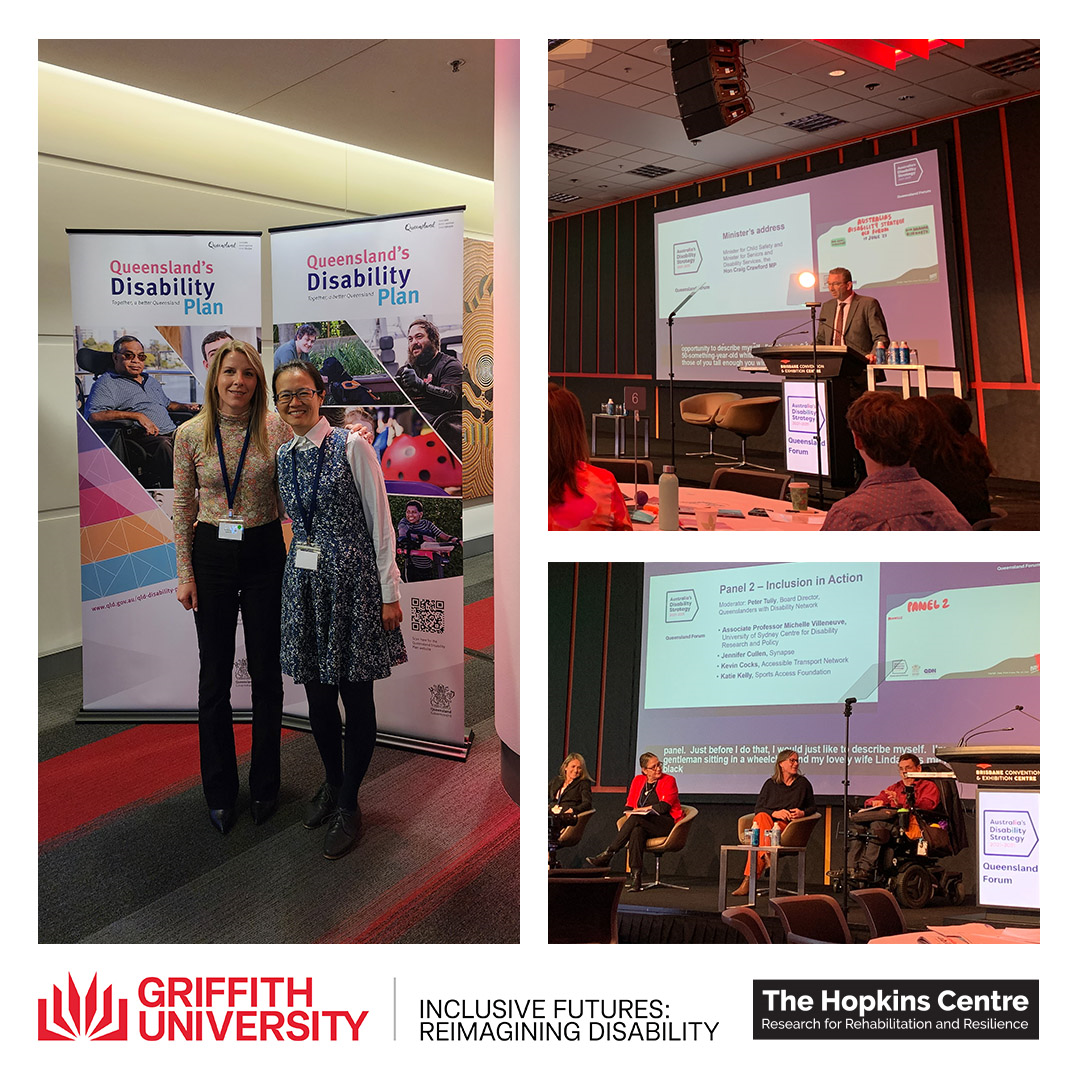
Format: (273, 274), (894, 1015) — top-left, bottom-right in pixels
(957, 706), (1023, 746)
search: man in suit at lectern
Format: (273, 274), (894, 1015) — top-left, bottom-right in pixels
(816, 267), (890, 361)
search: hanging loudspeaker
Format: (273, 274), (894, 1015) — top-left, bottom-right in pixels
(668, 40), (753, 139)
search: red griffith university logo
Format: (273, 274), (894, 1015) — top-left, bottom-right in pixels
(39, 975), (128, 1041)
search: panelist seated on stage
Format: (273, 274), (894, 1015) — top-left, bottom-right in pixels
(548, 752), (594, 865)
(585, 753), (682, 892)
(733, 749), (815, 895)
(847, 754), (941, 882)
(821, 393), (971, 531)
(548, 382), (631, 531)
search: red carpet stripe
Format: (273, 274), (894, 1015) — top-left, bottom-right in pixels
(41, 594), (493, 845)
(317, 802), (519, 944)
(39, 725), (248, 844)
(464, 594), (495, 651)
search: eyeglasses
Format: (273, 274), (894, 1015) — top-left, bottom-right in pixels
(275, 388), (319, 404)
(645, 762), (663, 770)
(119, 350), (147, 361)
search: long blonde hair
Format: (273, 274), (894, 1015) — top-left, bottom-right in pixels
(199, 340), (270, 459)
(559, 752), (594, 785)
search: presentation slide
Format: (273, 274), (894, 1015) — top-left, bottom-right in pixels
(977, 789), (1040, 910)
(644, 563), (880, 710)
(654, 148), (957, 382)
(637, 562), (1039, 797)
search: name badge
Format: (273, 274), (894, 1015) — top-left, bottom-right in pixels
(295, 543), (321, 571)
(218, 517), (244, 541)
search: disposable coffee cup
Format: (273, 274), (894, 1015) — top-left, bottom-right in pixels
(694, 507), (718, 531)
(790, 481), (809, 512)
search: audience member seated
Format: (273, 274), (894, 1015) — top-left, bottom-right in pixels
(586, 753), (682, 892)
(821, 392), (971, 531)
(932, 395), (995, 481)
(905, 397), (991, 525)
(548, 383), (632, 531)
(847, 754), (941, 882)
(733, 750), (815, 895)
(548, 752), (593, 867)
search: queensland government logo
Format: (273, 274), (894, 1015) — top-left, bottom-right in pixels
(38, 975), (366, 1042)
(429, 684), (455, 715)
(39, 975), (128, 1041)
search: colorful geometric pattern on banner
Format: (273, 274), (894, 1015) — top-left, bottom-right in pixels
(68, 230), (263, 712)
(269, 208), (467, 753)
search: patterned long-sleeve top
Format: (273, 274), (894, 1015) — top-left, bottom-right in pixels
(173, 411), (293, 582)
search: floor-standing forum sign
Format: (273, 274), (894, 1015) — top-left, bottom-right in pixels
(269, 208), (469, 757)
(68, 229), (263, 714)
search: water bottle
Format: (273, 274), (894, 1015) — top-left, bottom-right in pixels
(658, 465), (679, 531)
(875, 342), (887, 365)
(889, 340), (900, 365)
(899, 340), (910, 365)
(750, 823), (760, 847)
(770, 823), (782, 848)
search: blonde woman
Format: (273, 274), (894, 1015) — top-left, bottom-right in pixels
(173, 340), (293, 835)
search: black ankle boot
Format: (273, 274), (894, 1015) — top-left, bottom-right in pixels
(586, 849), (613, 868)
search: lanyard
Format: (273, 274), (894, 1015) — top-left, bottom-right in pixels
(291, 433), (329, 538)
(215, 419), (254, 515)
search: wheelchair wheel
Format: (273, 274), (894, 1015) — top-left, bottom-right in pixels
(895, 863), (932, 908)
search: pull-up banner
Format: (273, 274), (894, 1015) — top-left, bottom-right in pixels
(269, 208), (468, 757)
(68, 229), (262, 713)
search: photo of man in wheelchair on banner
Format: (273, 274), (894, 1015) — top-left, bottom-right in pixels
(831, 754), (968, 909)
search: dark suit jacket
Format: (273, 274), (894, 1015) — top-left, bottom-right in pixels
(549, 776), (593, 816)
(816, 293), (889, 356)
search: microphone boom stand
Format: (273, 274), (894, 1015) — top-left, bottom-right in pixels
(806, 301), (826, 511)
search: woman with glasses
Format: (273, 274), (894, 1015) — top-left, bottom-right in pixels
(173, 340), (292, 834)
(585, 753), (683, 892)
(732, 749), (816, 895)
(272, 360), (407, 860)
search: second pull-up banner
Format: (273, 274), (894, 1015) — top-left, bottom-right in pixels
(270, 207), (468, 757)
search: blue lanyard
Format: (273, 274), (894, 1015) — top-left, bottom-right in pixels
(215, 419), (253, 514)
(291, 433), (329, 538)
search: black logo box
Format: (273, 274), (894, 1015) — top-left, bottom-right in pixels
(753, 980), (1037, 1040)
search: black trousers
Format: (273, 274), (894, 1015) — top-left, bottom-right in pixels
(610, 812), (675, 871)
(846, 808), (897, 874)
(304, 679), (378, 811)
(192, 520), (285, 808)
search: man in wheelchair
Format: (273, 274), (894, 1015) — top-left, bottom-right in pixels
(842, 754), (966, 908)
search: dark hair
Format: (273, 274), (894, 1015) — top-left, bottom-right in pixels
(931, 395), (973, 436)
(932, 396), (994, 476)
(899, 753), (921, 767)
(296, 324), (319, 339)
(113, 335), (142, 354)
(405, 499), (424, 513)
(827, 267), (852, 283)
(639, 752), (660, 770)
(548, 382), (590, 504)
(905, 396), (967, 475)
(408, 318), (441, 351)
(201, 329), (230, 352)
(272, 359), (326, 397)
(846, 392), (919, 467)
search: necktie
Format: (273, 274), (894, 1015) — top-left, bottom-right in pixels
(832, 301), (846, 346)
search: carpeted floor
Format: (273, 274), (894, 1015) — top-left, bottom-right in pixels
(38, 553), (518, 945)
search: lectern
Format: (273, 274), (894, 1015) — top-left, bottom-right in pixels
(935, 745), (1040, 914)
(750, 344), (870, 488)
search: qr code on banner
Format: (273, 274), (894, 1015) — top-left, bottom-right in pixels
(411, 597), (445, 634)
